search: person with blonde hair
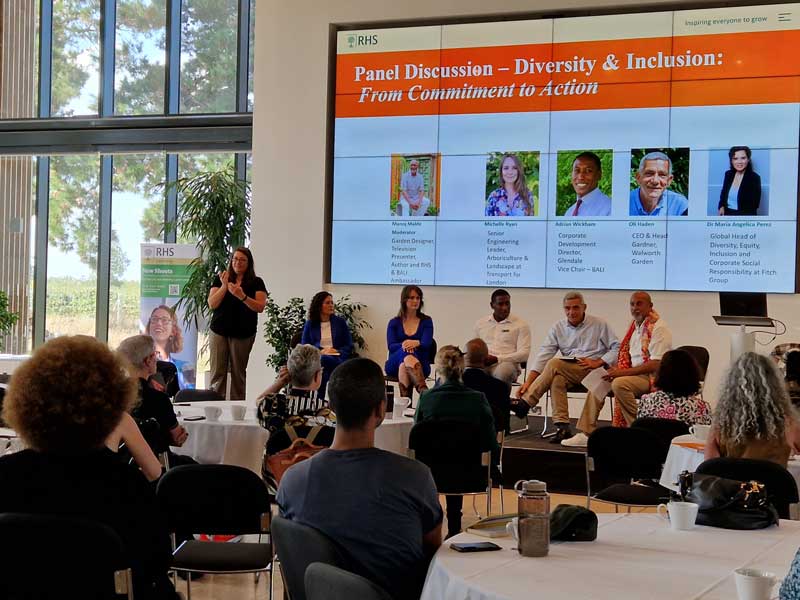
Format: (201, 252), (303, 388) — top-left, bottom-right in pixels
(705, 352), (800, 467)
(415, 345), (498, 538)
(485, 153), (535, 216)
(0, 336), (175, 599)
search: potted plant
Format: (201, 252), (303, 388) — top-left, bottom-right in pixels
(0, 291), (20, 352)
(161, 164), (250, 329)
(263, 295), (372, 369)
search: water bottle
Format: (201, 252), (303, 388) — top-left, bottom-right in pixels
(514, 479), (550, 557)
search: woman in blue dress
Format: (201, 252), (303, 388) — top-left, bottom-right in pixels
(385, 285), (434, 398)
(301, 291), (353, 400)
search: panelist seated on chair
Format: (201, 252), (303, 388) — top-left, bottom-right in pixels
(704, 352), (800, 468)
(301, 291), (353, 401)
(415, 345), (499, 539)
(514, 290), (619, 444)
(277, 358), (443, 600)
(473, 288), (531, 386)
(562, 291), (672, 448)
(0, 336), (176, 600)
(385, 285), (434, 398)
(462, 338), (511, 434)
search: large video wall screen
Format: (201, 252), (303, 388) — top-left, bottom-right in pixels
(330, 4), (800, 292)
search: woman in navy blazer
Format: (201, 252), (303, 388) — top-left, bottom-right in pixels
(385, 285), (434, 398)
(718, 146), (762, 216)
(301, 291), (353, 400)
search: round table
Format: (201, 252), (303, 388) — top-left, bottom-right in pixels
(659, 434), (800, 491)
(421, 513), (800, 600)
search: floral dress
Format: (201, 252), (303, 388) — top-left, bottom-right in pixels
(485, 188), (530, 216)
(637, 390), (712, 426)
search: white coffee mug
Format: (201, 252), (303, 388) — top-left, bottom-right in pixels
(506, 517), (519, 541)
(657, 501), (699, 531)
(231, 405), (246, 421)
(393, 397), (411, 419)
(204, 406), (222, 422)
(734, 568), (777, 600)
(690, 424), (711, 441)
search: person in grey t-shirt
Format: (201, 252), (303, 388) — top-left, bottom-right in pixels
(277, 358), (443, 600)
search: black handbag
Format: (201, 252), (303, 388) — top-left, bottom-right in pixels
(679, 471), (779, 530)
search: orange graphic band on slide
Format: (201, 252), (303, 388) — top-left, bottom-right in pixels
(335, 29), (800, 118)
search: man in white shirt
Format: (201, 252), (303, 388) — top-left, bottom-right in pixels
(513, 291), (619, 444)
(563, 152), (611, 217)
(473, 289), (531, 386)
(562, 291), (672, 447)
(398, 159), (431, 216)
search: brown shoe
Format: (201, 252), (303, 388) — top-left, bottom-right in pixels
(412, 362), (428, 393)
(398, 381), (412, 399)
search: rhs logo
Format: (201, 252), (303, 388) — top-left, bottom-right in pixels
(347, 33), (378, 49)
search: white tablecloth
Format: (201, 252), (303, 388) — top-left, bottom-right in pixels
(173, 401), (268, 475)
(421, 513), (800, 600)
(173, 403), (415, 474)
(659, 434), (800, 491)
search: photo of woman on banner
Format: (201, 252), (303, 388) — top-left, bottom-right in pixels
(717, 145), (763, 216)
(485, 152), (538, 217)
(144, 303), (196, 390)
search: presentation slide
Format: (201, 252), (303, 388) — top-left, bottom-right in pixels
(330, 4), (800, 292)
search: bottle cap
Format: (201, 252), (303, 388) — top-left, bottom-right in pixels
(522, 480), (546, 493)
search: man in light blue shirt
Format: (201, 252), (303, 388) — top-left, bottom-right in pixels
(564, 152), (611, 217)
(629, 151), (689, 217)
(513, 291), (619, 443)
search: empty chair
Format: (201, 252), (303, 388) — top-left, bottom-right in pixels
(156, 464), (274, 599)
(631, 417), (689, 449)
(585, 426), (672, 510)
(305, 562), (393, 600)
(271, 516), (352, 600)
(0, 513), (133, 600)
(174, 388), (225, 403)
(696, 457), (800, 519)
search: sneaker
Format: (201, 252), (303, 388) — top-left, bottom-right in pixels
(548, 426), (572, 444)
(561, 432), (589, 448)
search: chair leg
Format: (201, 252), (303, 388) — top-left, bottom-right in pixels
(499, 484), (504, 513)
(186, 575), (192, 600)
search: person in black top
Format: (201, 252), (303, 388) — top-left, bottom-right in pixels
(208, 246), (268, 400)
(718, 145), (762, 216)
(0, 335), (176, 600)
(462, 338), (511, 434)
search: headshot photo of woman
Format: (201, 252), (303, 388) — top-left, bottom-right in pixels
(301, 291), (353, 400)
(145, 304), (194, 389)
(208, 246), (268, 400)
(385, 285), (434, 398)
(718, 145), (762, 216)
(485, 153), (536, 217)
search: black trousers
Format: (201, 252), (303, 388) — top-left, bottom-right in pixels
(445, 495), (463, 538)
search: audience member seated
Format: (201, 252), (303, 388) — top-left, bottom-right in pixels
(562, 291), (672, 448)
(385, 285), (434, 398)
(301, 291), (353, 400)
(462, 338), (511, 434)
(105, 412), (164, 482)
(474, 288), (531, 386)
(415, 345), (498, 539)
(637, 349), (711, 426)
(705, 352), (800, 467)
(785, 350), (800, 408)
(277, 358), (443, 600)
(117, 335), (189, 453)
(515, 290), (619, 443)
(0, 336), (176, 600)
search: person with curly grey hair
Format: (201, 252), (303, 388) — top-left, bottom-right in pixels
(415, 345), (498, 538)
(705, 352), (800, 467)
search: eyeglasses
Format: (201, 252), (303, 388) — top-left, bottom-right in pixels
(231, 257), (248, 263)
(149, 317), (173, 325)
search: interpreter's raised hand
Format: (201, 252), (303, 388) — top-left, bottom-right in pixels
(578, 357), (605, 369)
(219, 270), (230, 285)
(227, 281), (245, 300)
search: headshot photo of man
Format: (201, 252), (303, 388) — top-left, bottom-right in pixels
(629, 150), (689, 217)
(559, 151), (611, 217)
(397, 158), (430, 217)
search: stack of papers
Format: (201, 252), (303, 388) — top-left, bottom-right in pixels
(465, 514), (516, 538)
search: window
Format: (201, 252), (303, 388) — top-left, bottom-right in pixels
(51, 0), (101, 117)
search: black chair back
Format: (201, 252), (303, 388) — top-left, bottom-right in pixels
(174, 388), (225, 403)
(696, 457), (799, 519)
(157, 464), (271, 534)
(0, 513), (132, 599)
(155, 360), (180, 398)
(631, 417), (690, 449)
(409, 419), (488, 493)
(675, 345), (710, 381)
(587, 426), (667, 489)
(305, 562), (392, 600)
(272, 516), (352, 600)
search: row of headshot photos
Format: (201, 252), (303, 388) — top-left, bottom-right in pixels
(388, 146), (768, 218)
